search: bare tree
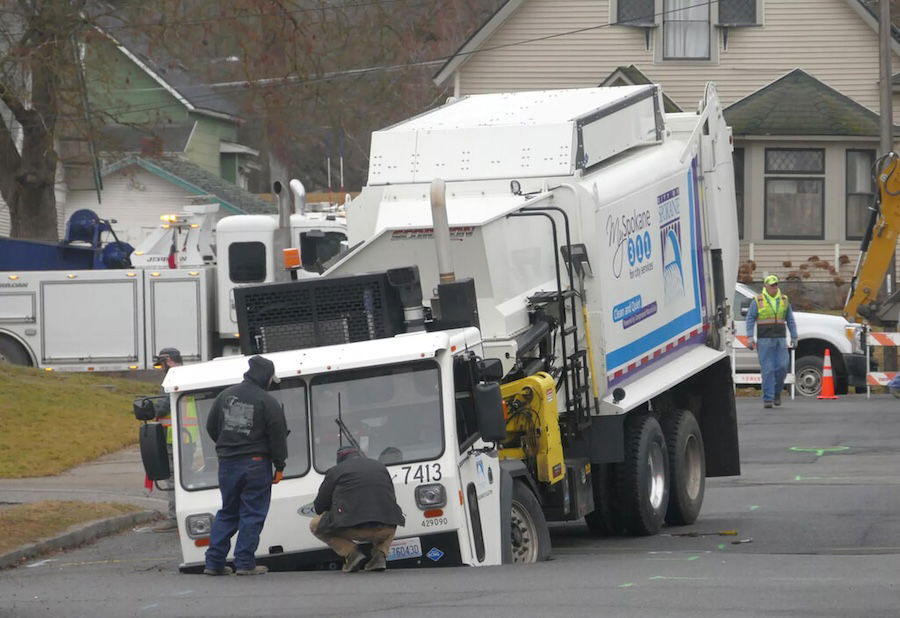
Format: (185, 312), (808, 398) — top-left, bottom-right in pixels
(0, 0), (503, 239)
(0, 1), (89, 240)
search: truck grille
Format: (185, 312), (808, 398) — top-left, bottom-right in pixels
(234, 273), (404, 355)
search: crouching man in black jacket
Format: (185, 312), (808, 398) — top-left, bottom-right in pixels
(204, 355), (287, 576)
(311, 446), (405, 572)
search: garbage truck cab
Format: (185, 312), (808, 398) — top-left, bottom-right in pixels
(159, 325), (508, 571)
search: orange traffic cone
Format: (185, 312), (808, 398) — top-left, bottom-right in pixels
(817, 348), (839, 400)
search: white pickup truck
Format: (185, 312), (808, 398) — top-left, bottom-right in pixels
(733, 282), (869, 396)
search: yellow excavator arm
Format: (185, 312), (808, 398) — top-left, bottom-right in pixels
(844, 153), (900, 327)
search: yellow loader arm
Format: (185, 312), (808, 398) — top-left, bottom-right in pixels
(844, 153), (900, 327)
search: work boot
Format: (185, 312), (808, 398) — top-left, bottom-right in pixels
(763, 401), (773, 409)
(363, 550), (387, 572)
(342, 550), (366, 573)
(152, 519), (178, 532)
(203, 566), (234, 576)
(235, 565), (268, 576)
(773, 394), (782, 406)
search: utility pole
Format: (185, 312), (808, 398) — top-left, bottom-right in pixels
(879, 0), (897, 371)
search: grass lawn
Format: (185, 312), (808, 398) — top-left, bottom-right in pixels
(0, 364), (158, 478)
(0, 501), (142, 554)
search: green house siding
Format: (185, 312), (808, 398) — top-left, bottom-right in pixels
(184, 116), (238, 176)
(85, 41), (190, 127)
(220, 153), (238, 184)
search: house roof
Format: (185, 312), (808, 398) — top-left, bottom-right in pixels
(724, 69), (895, 137)
(103, 155), (274, 215)
(101, 122), (195, 153)
(599, 66), (682, 112)
(89, 10), (241, 122)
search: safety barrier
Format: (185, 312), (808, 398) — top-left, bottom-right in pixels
(731, 334), (795, 399)
(865, 331), (900, 398)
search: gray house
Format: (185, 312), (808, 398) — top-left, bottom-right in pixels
(434, 0), (900, 309)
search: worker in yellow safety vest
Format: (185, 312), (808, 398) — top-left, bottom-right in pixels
(745, 275), (798, 409)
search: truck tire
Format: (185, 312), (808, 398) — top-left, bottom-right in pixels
(616, 414), (668, 536)
(584, 462), (622, 536)
(795, 355), (824, 397)
(661, 410), (705, 526)
(0, 336), (32, 367)
(510, 481), (551, 563)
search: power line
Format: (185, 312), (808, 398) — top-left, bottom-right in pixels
(7, 0), (720, 123)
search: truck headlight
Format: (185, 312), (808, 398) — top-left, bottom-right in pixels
(186, 513), (214, 539)
(845, 325), (864, 354)
(415, 483), (446, 509)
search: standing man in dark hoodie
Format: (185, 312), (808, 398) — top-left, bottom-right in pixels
(311, 446), (405, 573)
(203, 355), (288, 576)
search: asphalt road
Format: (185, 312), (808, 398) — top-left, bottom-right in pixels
(2, 394), (899, 618)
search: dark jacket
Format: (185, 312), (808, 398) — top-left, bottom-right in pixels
(206, 357), (288, 471)
(313, 454), (405, 532)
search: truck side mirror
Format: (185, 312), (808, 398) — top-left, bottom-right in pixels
(476, 358), (504, 382)
(134, 395), (168, 421)
(473, 381), (506, 442)
(139, 423), (170, 481)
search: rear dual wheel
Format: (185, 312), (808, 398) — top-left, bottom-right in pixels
(662, 410), (705, 526)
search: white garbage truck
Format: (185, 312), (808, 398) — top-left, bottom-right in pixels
(0, 180), (347, 370)
(144, 83), (741, 571)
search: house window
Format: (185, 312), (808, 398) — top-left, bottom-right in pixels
(764, 148), (824, 240)
(733, 148), (744, 239)
(663, 0), (710, 59)
(846, 149), (876, 240)
(719, 0), (758, 25)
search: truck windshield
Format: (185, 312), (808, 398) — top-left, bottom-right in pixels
(176, 379), (310, 490)
(310, 361), (444, 471)
(299, 231), (346, 273)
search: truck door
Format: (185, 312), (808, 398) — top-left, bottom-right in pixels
(453, 379), (502, 566)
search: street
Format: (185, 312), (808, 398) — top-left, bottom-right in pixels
(2, 394), (900, 618)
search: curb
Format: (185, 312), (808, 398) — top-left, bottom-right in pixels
(0, 510), (161, 569)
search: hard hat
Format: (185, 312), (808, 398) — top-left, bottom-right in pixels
(764, 275), (779, 285)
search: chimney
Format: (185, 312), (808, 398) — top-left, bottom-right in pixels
(141, 136), (163, 156)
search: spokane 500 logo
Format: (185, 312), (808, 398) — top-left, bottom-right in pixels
(606, 208), (653, 280)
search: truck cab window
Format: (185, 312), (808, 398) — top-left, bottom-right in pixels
(299, 231), (346, 273)
(453, 356), (481, 451)
(176, 381), (309, 490)
(309, 362), (443, 471)
(229, 241), (267, 282)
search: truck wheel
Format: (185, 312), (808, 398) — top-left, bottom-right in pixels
(584, 463), (622, 536)
(661, 410), (705, 526)
(510, 482), (551, 563)
(616, 414), (668, 536)
(795, 355), (824, 397)
(0, 336), (31, 366)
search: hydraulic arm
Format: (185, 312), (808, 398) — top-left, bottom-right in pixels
(844, 153), (900, 327)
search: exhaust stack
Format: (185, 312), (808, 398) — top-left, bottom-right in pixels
(429, 178), (479, 330)
(289, 179), (307, 217)
(430, 179), (455, 284)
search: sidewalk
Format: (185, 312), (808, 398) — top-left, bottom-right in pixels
(0, 445), (166, 568)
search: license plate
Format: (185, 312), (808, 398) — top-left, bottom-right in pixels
(387, 537), (422, 561)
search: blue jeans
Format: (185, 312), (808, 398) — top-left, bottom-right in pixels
(205, 457), (272, 571)
(757, 337), (789, 402)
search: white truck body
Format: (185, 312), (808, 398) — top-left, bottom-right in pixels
(159, 84), (741, 571)
(0, 192), (347, 370)
(336, 85), (737, 413)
